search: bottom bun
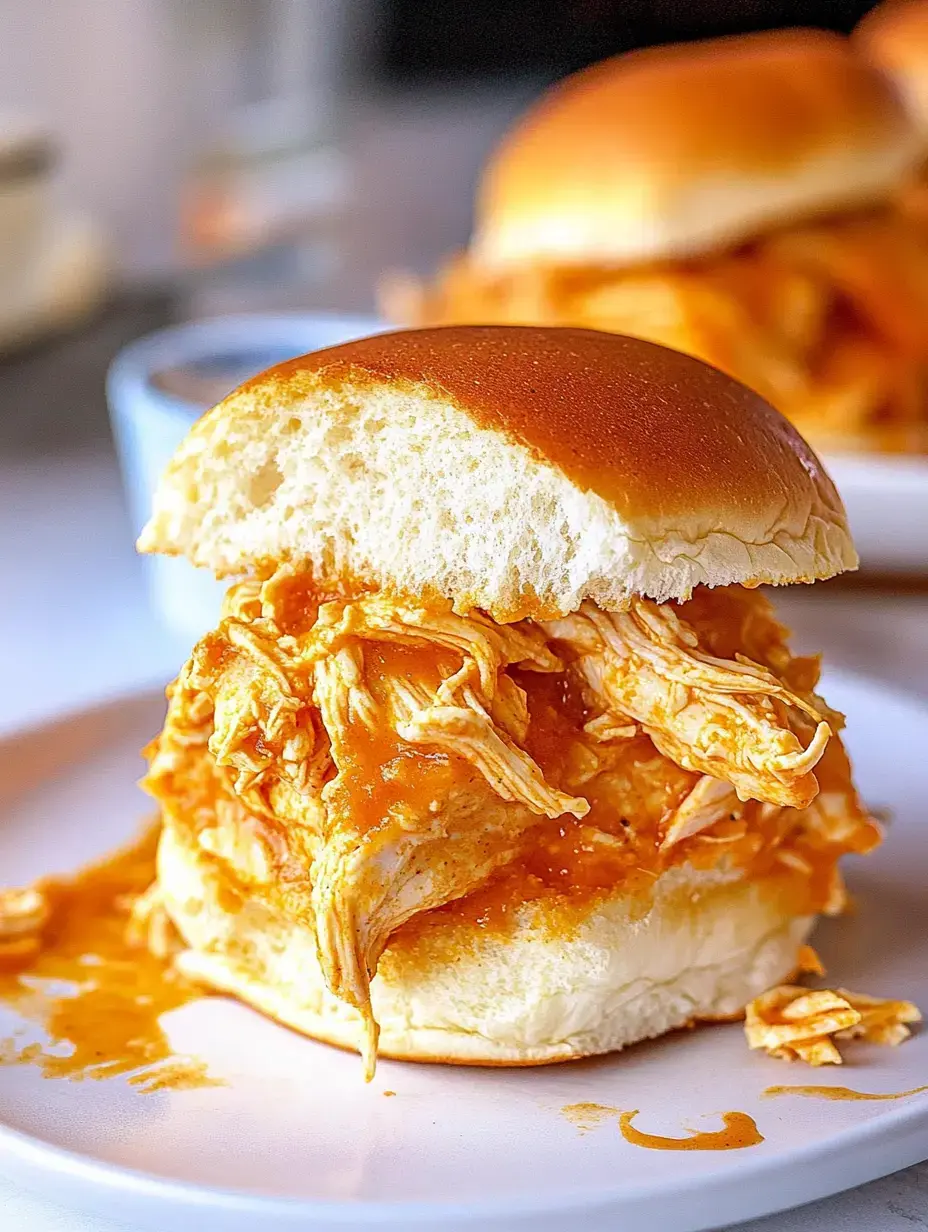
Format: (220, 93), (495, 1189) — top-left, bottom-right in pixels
(158, 819), (812, 1066)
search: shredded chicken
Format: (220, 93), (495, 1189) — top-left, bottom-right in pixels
(309, 629), (586, 1072)
(836, 989), (924, 1048)
(144, 573), (878, 1076)
(543, 598), (830, 808)
(745, 985), (922, 1065)
(149, 587), (589, 1076)
(660, 776), (740, 850)
(383, 207), (928, 452)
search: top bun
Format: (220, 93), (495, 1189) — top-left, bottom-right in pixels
(856, 1), (928, 133)
(139, 326), (855, 621)
(473, 29), (922, 269)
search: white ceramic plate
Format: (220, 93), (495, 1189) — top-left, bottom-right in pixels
(0, 674), (926, 1232)
(824, 454), (928, 573)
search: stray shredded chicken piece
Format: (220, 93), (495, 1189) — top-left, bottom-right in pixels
(0, 886), (50, 940)
(745, 985), (921, 1065)
(0, 886), (50, 966)
(834, 989), (923, 1048)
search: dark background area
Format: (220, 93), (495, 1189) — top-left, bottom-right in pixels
(380, 0), (881, 84)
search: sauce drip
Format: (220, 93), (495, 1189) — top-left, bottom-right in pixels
(0, 825), (217, 1090)
(618, 1110), (764, 1151)
(329, 641), (461, 837)
(561, 1102), (619, 1132)
(765, 1084), (928, 1102)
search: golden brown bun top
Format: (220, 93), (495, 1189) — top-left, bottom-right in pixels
(856, 1), (928, 132)
(142, 326), (856, 614)
(472, 29), (923, 267)
(249, 325), (845, 550)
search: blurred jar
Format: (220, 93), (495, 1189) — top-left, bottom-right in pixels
(179, 99), (349, 318)
(174, 0), (357, 319)
(0, 116), (53, 295)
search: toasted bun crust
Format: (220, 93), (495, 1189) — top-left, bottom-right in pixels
(139, 327), (855, 619)
(856, 1), (928, 133)
(473, 29), (922, 268)
(158, 819), (812, 1066)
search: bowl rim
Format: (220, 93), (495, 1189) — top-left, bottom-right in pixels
(106, 311), (388, 424)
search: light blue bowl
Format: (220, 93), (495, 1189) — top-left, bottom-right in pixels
(107, 312), (388, 640)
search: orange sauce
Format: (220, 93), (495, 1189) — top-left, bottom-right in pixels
(324, 640), (465, 837)
(765, 1084), (928, 1102)
(260, 571), (324, 635)
(130, 1058), (219, 1092)
(618, 1110), (764, 1151)
(195, 628), (235, 677)
(0, 825), (217, 1090)
(518, 668), (591, 784)
(561, 1102), (619, 1132)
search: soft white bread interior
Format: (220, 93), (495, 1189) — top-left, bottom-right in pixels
(158, 819), (812, 1066)
(472, 29), (923, 269)
(139, 326), (856, 620)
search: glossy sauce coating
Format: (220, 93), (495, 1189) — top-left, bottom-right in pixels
(0, 826), (216, 1089)
(329, 640), (461, 836)
(618, 1109), (764, 1151)
(765, 1084), (928, 1101)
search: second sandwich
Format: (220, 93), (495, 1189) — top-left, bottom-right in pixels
(387, 31), (928, 454)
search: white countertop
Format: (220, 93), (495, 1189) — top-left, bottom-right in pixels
(0, 449), (926, 1232)
(0, 451), (186, 736)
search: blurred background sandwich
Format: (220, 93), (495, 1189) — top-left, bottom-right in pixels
(855, 0), (928, 222)
(383, 30), (928, 455)
(856, 0), (928, 134)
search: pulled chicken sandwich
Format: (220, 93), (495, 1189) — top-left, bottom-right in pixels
(138, 325), (879, 1078)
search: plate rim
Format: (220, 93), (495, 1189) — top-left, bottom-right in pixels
(2, 1081), (926, 1231)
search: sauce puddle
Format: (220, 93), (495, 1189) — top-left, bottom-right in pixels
(0, 824), (218, 1090)
(618, 1110), (763, 1151)
(765, 1084), (928, 1102)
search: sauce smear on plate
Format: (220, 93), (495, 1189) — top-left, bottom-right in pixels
(619, 1109), (763, 1151)
(561, 1102), (619, 1132)
(0, 825), (216, 1090)
(765, 1084), (928, 1102)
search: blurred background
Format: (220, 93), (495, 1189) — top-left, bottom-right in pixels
(0, 0), (883, 324)
(0, 0), (926, 731)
